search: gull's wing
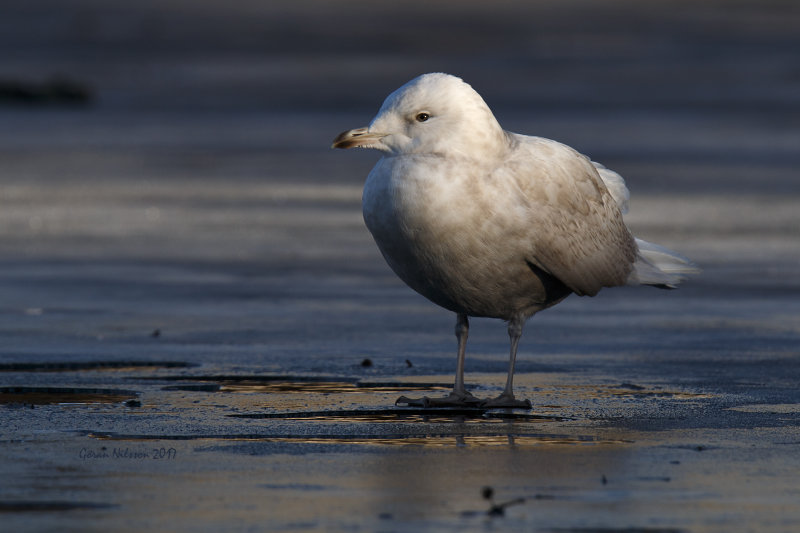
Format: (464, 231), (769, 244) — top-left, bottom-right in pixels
(592, 161), (630, 214)
(501, 136), (637, 296)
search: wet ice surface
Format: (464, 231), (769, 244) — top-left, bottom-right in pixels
(2, 1), (800, 532)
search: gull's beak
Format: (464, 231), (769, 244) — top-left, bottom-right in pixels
(331, 127), (387, 149)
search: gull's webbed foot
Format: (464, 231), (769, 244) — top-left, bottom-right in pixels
(481, 392), (532, 410)
(396, 391), (483, 408)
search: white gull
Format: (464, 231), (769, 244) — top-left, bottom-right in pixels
(333, 73), (698, 409)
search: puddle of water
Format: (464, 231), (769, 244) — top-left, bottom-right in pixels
(561, 383), (715, 400)
(150, 375), (452, 395)
(221, 381), (366, 394)
(253, 435), (624, 448)
(0, 387), (138, 405)
(230, 407), (565, 423)
(223, 381), (454, 395)
(86, 431), (631, 448)
(356, 381), (454, 391)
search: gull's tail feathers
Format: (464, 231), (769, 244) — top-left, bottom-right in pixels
(627, 238), (700, 289)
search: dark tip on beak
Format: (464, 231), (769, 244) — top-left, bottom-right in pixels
(331, 127), (384, 149)
(331, 127), (368, 149)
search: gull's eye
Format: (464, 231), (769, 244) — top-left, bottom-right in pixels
(415, 112), (430, 122)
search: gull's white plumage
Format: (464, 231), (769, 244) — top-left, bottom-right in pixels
(333, 73), (697, 408)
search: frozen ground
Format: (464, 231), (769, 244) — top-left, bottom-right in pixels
(1, 1), (799, 532)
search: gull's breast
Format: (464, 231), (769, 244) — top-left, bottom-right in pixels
(362, 155), (558, 319)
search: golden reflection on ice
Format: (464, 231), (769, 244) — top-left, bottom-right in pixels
(219, 381), (449, 394)
(221, 381), (361, 394)
(88, 431), (632, 449)
(253, 434), (632, 448)
(161, 378), (451, 395)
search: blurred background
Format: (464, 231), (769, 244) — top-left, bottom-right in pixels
(1, 0), (798, 252)
(4, 0), (799, 113)
(0, 0), (798, 364)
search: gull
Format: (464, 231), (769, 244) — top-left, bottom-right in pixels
(332, 73), (697, 409)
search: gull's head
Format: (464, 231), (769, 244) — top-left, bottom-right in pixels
(332, 73), (507, 158)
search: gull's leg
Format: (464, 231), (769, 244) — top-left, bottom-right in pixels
(483, 315), (532, 409)
(452, 312), (471, 397)
(396, 313), (481, 407)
